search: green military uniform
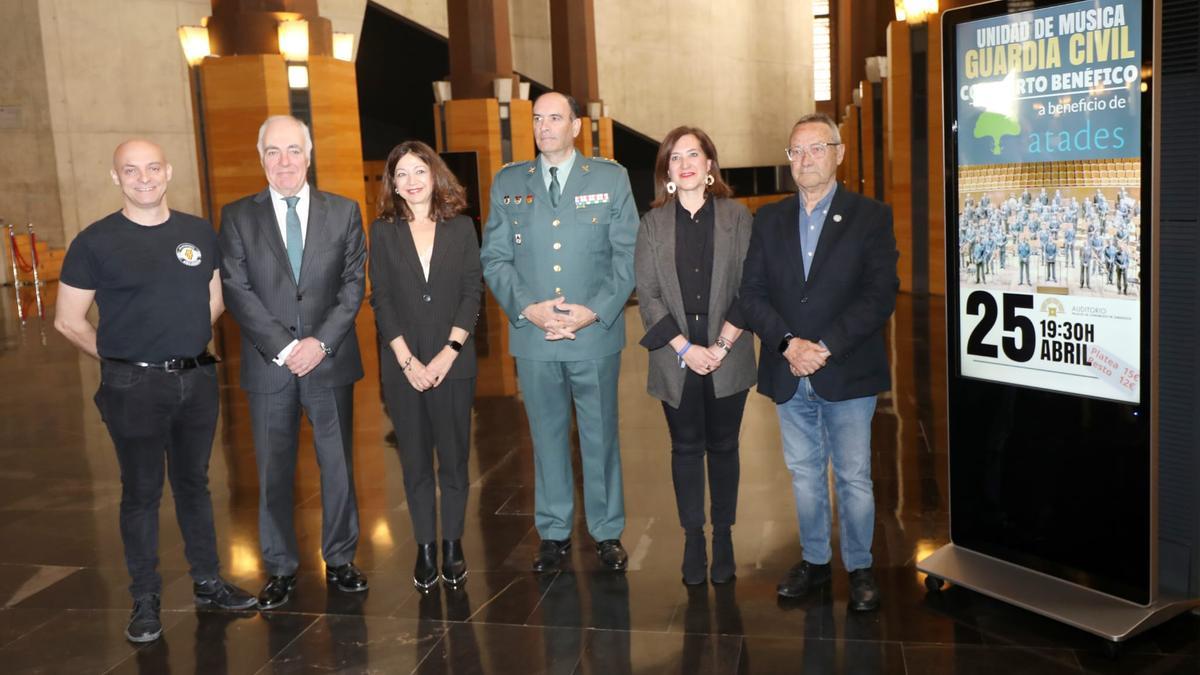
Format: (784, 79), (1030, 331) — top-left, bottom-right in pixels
(481, 150), (638, 542)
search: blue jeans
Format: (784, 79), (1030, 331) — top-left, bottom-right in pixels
(776, 378), (877, 571)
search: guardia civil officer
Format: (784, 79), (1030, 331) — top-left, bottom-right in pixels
(481, 92), (638, 573)
(55, 139), (257, 644)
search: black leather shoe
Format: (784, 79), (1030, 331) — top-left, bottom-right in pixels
(710, 528), (736, 584)
(194, 577), (258, 610)
(258, 575), (297, 610)
(776, 560), (832, 598)
(125, 593), (162, 643)
(532, 538), (571, 573)
(596, 539), (628, 571)
(414, 543), (438, 590)
(681, 530), (707, 585)
(441, 539), (468, 586)
(848, 567), (881, 611)
(326, 562), (369, 592)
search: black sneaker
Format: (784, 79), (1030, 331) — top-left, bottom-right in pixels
(194, 577), (258, 610)
(776, 560), (832, 599)
(848, 567), (881, 611)
(125, 593), (163, 643)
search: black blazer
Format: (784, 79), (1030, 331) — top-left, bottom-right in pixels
(368, 214), (482, 381)
(219, 188), (366, 394)
(739, 186), (899, 403)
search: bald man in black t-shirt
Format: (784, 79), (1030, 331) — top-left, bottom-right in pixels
(55, 139), (255, 644)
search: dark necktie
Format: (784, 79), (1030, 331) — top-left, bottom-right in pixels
(549, 166), (561, 208)
(284, 195), (303, 282)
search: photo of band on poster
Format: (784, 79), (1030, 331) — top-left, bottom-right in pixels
(954, 0), (1141, 404)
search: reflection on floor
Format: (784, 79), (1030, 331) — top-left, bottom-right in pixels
(1, 286), (1197, 674)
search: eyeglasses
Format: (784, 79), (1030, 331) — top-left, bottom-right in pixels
(785, 142), (841, 161)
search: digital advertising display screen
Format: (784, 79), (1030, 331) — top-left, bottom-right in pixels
(954, 0), (1143, 403)
(943, 0), (1154, 605)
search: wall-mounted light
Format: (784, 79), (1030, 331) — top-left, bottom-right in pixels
(493, 78), (513, 103)
(895, 0), (938, 24)
(332, 32), (354, 62)
(287, 64), (309, 89)
(518, 81), (531, 100)
(177, 25), (211, 67)
(865, 55), (888, 83)
(278, 19), (309, 62)
(432, 80), (452, 105)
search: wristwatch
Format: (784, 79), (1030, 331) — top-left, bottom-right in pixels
(778, 333), (795, 354)
(446, 339), (464, 352)
(319, 341), (333, 356)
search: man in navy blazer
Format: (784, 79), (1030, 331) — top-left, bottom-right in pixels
(739, 112), (898, 611)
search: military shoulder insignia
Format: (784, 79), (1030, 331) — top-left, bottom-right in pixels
(499, 160), (534, 175)
(591, 156), (621, 165)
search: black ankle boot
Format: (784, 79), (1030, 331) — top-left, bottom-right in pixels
(441, 539), (468, 586)
(413, 542), (438, 590)
(711, 526), (736, 584)
(682, 529), (707, 585)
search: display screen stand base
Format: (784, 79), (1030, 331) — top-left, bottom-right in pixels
(918, 544), (1200, 642)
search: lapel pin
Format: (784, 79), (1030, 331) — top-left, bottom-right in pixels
(515, 233), (522, 245)
(503, 195), (511, 205)
(832, 214), (843, 222)
(526, 194), (534, 204)
(515, 195), (524, 204)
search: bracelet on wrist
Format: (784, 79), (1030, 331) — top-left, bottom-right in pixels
(402, 356), (413, 371)
(675, 341), (692, 369)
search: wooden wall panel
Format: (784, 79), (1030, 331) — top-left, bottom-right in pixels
(886, 21), (914, 294)
(199, 54), (291, 230)
(509, 99), (536, 162)
(308, 56), (368, 220)
(926, 15), (946, 296)
(434, 98), (523, 396)
(845, 106), (862, 193)
(861, 79), (878, 200)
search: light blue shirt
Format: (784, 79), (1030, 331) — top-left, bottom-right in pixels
(797, 184), (838, 278)
(540, 150), (577, 193)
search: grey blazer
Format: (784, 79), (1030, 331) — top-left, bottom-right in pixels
(634, 197), (756, 408)
(218, 188), (367, 394)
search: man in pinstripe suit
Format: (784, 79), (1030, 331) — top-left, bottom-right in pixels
(218, 115), (369, 610)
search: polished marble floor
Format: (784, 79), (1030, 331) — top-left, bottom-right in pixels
(2, 284), (1199, 674)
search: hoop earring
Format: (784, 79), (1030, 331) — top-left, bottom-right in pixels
(705, 173), (715, 187)
(666, 181), (677, 194)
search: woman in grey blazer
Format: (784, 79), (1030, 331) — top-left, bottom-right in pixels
(634, 126), (755, 585)
(369, 141), (481, 590)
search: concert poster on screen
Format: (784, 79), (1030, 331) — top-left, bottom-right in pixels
(953, 0), (1142, 404)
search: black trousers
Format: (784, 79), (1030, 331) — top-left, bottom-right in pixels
(383, 375), (475, 543)
(661, 314), (749, 530)
(248, 378), (358, 576)
(94, 361), (221, 598)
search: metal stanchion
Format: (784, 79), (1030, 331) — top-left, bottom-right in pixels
(26, 220), (44, 314)
(7, 224), (25, 324)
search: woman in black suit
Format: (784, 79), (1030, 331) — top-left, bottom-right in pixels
(369, 141), (481, 590)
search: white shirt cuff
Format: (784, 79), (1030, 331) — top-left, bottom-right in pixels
(273, 339), (299, 366)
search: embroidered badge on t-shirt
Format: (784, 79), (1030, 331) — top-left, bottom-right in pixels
(176, 243), (202, 267)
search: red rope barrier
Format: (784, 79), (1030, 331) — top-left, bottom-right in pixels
(8, 232), (34, 273)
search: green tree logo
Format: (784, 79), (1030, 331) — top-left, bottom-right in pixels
(974, 111), (1020, 155)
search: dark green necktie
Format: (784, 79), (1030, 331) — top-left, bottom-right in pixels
(284, 195), (303, 282)
(549, 166), (561, 208)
